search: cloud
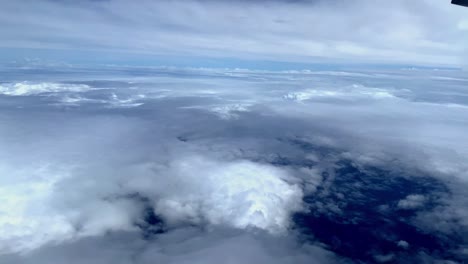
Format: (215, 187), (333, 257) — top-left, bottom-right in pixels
(397, 240), (409, 249)
(373, 253), (395, 263)
(1, 66), (468, 262)
(0, 0), (466, 65)
(0, 105), (304, 256)
(397, 194), (426, 210)
(147, 156), (303, 231)
(0, 82), (90, 96)
(283, 84), (396, 102)
(182, 103), (253, 120)
(0, 228), (337, 264)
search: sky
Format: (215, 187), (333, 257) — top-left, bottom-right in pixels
(0, 0), (467, 68)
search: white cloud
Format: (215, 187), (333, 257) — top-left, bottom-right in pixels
(283, 84), (395, 102)
(0, 82), (90, 96)
(0, 165), (74, 253)
(0, 150), (141, 254)
(182, 103), (252, 120)
(147, 156), (303, 232)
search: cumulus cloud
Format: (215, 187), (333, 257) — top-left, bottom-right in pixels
(0, 0), (466, 65)
(147, 156), (303, 231)
(397, 240), (409, 249)
(397, 194), (426, 210)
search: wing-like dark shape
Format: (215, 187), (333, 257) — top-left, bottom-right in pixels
(452, 0), (468, 7)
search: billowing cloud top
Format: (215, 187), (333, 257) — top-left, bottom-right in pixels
(0, 0), (467, 66)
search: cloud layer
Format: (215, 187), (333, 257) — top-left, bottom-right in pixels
(0, 0), (467, 66)
(0, 66), (468, 262)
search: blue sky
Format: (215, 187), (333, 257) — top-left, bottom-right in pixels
(0, 0), (467, 69)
